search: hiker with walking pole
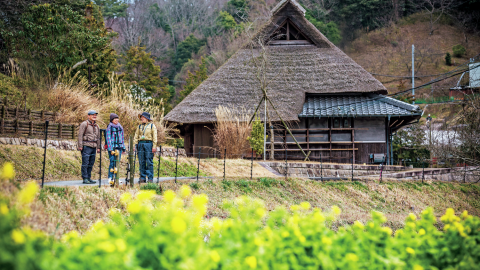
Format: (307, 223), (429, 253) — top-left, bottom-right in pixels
(106, 113), (125, 187)
(133, 112), (157, 183)
(78, 110), (101, 184)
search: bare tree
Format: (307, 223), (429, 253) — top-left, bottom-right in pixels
(420, 0), (454, 35)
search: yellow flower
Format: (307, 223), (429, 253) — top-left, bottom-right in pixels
(192, 194), (208, 215)
(180, 185), (192, 198)
(407, 213), (417, 221)
(120, 193), (132, 204)
(163, 190), (176, 203)
(61, 230), (79, 242)
(127, 201), (141, 214)
(0, 203), (8, 215)
(381, 226), (393, 235)
(406, 222), (416, 229)
(115, 239), (127, 252)
(313, 211), (325, 223)
(254, 237), (263, 246)
(17, 181), (38, 205)
(171, 216), (187, 234)
(98, 241), (116, 253)
(440, 208), (460, 223)
(332, 205), (341, 216)
(368, 222), (375, 228)
(300, 202), (311, 210)
(461, 210), (469, 220)
(90, 220), (105, 231)
(11, 229), (25, 244)
(137, 190), (155, 202)
(211, 217), (222, 232)
(281, 231), (290, 238)
(418, 229), (426, 236)
(255, 208), (266, 218)
(290, 205), (300, 211)
(353, 221), (364, 229)
(210, 250), (220, 263)
(413, 265), (424, 270)
(321, 237), (332, 245)
(406, 247), (415, 254)
(245, 256), (257, 269)
(346, 253), (358, 262)
(2, 162), (15, 179)
(299, 236), (306, 243)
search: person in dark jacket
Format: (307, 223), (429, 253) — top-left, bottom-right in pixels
(78, 110), (101, 184)
(106, 113), (125, 182)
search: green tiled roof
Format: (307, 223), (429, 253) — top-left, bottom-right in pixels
(299, 94), (422, 117)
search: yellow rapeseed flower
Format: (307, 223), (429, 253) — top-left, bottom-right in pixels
(353, 220), (364, 230)
(255, 208), (266, 218)
(406, 247), (415, 255)
(115, 239), (127, 252)
(0, 203), (8, 215)
(211, 217), (222, 232)
(407, 213), (417, 221)
(163, 190), (176, 203)
(61, 230), (79, 242)
(137, 190), (155, 202)
(290, 205), (300, 211)
(210, 250), (221, 263)
(461, 210), (469, 220)
(332, 205), (341, 216)
(17, 181), (38, 205)
(346, 253), (358, 262)
(245, 256), (257, 269)
(300, 202), (311, 210)
(281, 231), (290, 238)
(381, 226), (393, 235)
(180, 185), (192, 198)
(127, 201), (141, 214)
(120, 193), (132, 204)
(313, 211), (325, 223)
(2, 162), (15, 179)
(171, 216), (187, 234)
(98, 241), (116, 253)
(321, 237), (332, 245)
(299, 235), (306, 243)
(418, 229), (426, 236)
(413, 265), (424, 270)
(11, 229), (26, 244)
(192, 194), (208, 215)
(440, 208), (460, 223)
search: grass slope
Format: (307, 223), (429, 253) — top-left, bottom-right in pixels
(3, 178), (477, 237)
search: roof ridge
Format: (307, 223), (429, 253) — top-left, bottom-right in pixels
(271, 0), (306, 15)
(368, 93), (420, 112)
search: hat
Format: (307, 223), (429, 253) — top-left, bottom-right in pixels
(88, 110), (98, 115)
(110, 113), (119, 122)
(138, 112), (152, 121)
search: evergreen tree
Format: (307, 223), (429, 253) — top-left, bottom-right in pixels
(248, 115), (265, 155)
(445, 52), (452, 66)
(178, 57), (208, 103)
(123, 45), (170, 105)
(174, 35), (205, 71)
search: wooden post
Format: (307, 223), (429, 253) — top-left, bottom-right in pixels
(15, 107), (18, 119)
(41, 110), (44, 121)
(29, 121), (33, 136)
(1, 105), (5, 119)
(72, 125), (75, 139)
(58, 124), (63, 139)
(0, 118), (4, 134)
(15, 119), (19, 135)
(27, 109), (31, 120)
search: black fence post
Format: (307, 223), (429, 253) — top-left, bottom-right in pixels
(157, 145), (161, 184)
(422, 161), (425, 183)
(379, 162), (383, 183)
(197, 147), (201, 181)
(285, 147), (288, 180)
(41, 120), (49, 188)
(351, 157), (354, 182)
(99, 129), (104, 188)
(223, 148), (226, 181)
(175, 146), (179, 184)
(464, 160), (466, 183)
(320, 151), (323, 182)
(250, 148), (253, 180)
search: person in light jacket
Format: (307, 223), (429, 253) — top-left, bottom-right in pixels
(78, 110), (101, 184)
(106, 113), (125, 182)
(133, 112), (157, 183)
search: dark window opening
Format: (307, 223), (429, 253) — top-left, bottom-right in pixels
(268, 19), (312, 45)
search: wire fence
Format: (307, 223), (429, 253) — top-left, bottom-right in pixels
(25, 121), (479, 188)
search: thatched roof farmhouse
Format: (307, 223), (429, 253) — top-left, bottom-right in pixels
(165, 0), (422, 164)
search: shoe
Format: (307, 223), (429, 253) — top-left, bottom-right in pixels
(83, 179), (91, 184)
(139, 179), (146, 183)
(88, 179), (96, 184)
(147, 179), (153, 183)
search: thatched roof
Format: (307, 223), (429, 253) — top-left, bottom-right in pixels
(165, 0), (387, 124)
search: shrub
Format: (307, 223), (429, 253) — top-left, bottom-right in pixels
(139, 182), (162, 194)
(248, 115), (265, 156)
(445, 52), (452, 66)
(452, 44), (466, 57)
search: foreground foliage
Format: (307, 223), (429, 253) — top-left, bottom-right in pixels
(1, 176), (479, 269)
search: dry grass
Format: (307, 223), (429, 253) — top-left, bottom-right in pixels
(213, 106), (252, 158)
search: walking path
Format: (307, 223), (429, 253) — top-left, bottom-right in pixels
(44, 177), (213, 187)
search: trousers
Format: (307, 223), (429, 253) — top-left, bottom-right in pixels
(138, 142), (154, 180)
(108, 148), (122, 179)
(81, 146), (96, 180)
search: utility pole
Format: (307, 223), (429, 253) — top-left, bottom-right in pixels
(412, 44), (415, 104)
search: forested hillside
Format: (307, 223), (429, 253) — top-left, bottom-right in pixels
(1, 0), (479, 112)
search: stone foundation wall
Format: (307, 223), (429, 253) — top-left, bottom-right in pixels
(0, 137), (187, 157)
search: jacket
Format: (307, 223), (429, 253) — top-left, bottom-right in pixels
(78, 120), (101, 149)
(133, 122), (158, 149)
(106, 124), (125, 151)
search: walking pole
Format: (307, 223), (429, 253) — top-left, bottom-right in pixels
(197, 147), (201, 181)
(251, 148), (253, 180)
(223, 148), (226, 181)
(128, 137), (134, 188)
(157, 145), (161, 184)
(175, 146), (179, 184)
(99, 129), (104, 188)
(41, 120), (49, 188)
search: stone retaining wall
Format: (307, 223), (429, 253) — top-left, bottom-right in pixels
(0, 137), (187, 157)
